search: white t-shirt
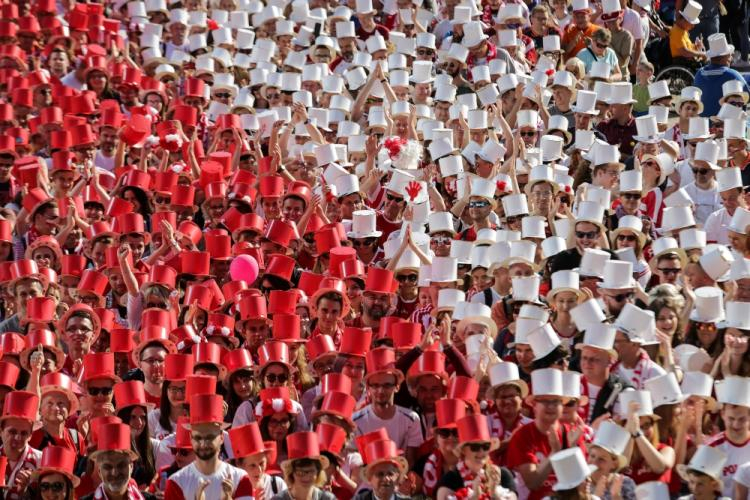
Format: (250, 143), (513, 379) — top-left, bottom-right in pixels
(166, 461), (252, 500)
(622, 7), (644, 41)
(614, 359), (666, 389)
(707, 432), (750, 498)
(684, 181), (721, 226)
(352, 405), (423, 450)
(704, 207), (733, 245)
(95, 150), (115, 172)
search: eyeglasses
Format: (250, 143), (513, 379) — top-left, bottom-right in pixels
(467, 442), (491, 452)
(386, 193), (405, 203)
(696, 322), (717, 332)
(617, 234), (637, 242)
(431, 235), (453, 245)
(520, 131), (536, 138)
(658, 267), (681, 275)
(468, 200), (490, 208)
(154, 196), (171, 204)
(265, 373), (288, 384)
(416, 49), (433, 56)
(575, 230), (599, 240)
(353, 238), (377, 247)
(39, 483), (65, 493)
(142, 357), (165, 365)
(266, 92), (281, 100)
(437, 428), (459, 438)
(171, 449), (192, 457)
(726, 100), (745, 108)
(214, 92), (231, 99)
(167, 385), (185, 394)
(88, 386), (113, 396)
(621, 193), (641, 200)
(692, 168), (710, 175)
(596, 42), (609, 49)
(609, 292), (634, 302)
(369, 382), (397, 391)
(532, 190), (553, 199)
(396, 274), (418, 283)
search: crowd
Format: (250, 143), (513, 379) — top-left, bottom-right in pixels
(4, 0), (750, 498)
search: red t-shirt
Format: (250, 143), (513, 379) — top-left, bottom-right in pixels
(506, 421), (587, 500)
(625, 442), (673, 485)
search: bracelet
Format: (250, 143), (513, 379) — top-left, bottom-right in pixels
(632, 430), (643, 439)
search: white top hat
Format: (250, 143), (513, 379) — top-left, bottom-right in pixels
(489, 58), (507, 75)
(730, 256), (750, 281)
(614, 304), (654, 342)
(723, 301), (750, 330)
(592, 421), (630, 466)
(333, 174), (360, 198)
(542, 236), (567, 259)
(578, 248), (610, 278)
(663, 188), (693, 208)
(571, 0), (590, 10)
(410, 61), (434, 84)
(690, 287), (725, 323)
(562, 371), (585, 401)
(576, 201), (605, 230)
(706, 32), (734, 58)
(428, 212), (455, 235)
(502, 194), (529, 218)
(680, 0), (702, 24)
(355, 0), (377, 14)
(633, 115), (662, 143)
(529, 324), (561, 360)
(437, 289), (465, 312)
(416, 32), (436, 49)
(691, 140), (720, 169)
(715, 375), (750, 407)
(678, 446), (727, 483)
(679, 228), (707, 251)
(489, 362), (528, 396)
(661, 206), (696, 234)
(551, 448), (595, 491)
(645, 372), (687, 408)
(724, 118), (747, 142)
(469, 176), (497, 202)
(511, 275), (541, 303)
(650, 105), (670, 125)
(650, 237), (685, 266)
(699, 245), (734, 281)
(635, 482), (669, 500)
(577, 322), (617, 355)
(618, 389), (656, 418)
(571, 90), (599, 115)
(450, 240), (472, 265)
(517, 110), (539, 130)
(531, 368), (565, 398)
(431, 257), (458, 283)
(619, 170), (643, 193)
(462, 21), (488, 48)
(729, 207), (750, 236)
(476, 84), (501, 107)
(540, 136), (564, 163)
(522, 216), (546, 240)
(498, 29), (517, 47)
(503, 240), (538, 270)
(336, 21), (356, 38)
(474, 228), (497, 247)
(434, 84), (457, 103)
(598, 261), (635, 290)
(478, 141), (506, 164)
(589, 60), (612, 81)
(168, 8), (189, 26)
(438, 156), (463, 179)
(680, 372), (716, 407)
(648, 80), (671, 102)
(716, 166), (743, 193)
(467, 109), (488, 130)
(543, 35), (561, 52)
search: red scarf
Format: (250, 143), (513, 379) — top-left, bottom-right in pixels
(423, 450), (446, 497)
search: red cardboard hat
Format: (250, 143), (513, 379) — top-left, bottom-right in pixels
(272, 314), (305, 344)
(20, 328), (65, 372)
(170, 416), (192, 450)
(258, 341), (291, 372)
(60, 254), (87, 279)
(222, 281), (249, 304)
(132, 327), (176, 366)
(143, 265), (177, 289)
(315, 228), (341, 255)
(151, 211), (177, 234)
(208, 152), (232, 178)
(177, 221), (202, 246)
(340, 327), (372, 357)
(231, 213), (264, 240)
(109, 329), (135, 353)
(91, 423), (138, 459)
(106, 197), (134, 218)
(310, 278), (350, 316)
(222, 348), (254, 380)
(0, 361), (19, 389)
(86, 221), (117, 242)
(306, 335), (336, 363)
(165, 353), (194, 381)
(448, 376), (481, 413)
(363, 440), (407, 473)
(204, 231), (232, 260)
(114, 213), (149, 241)
(192, 342), (227, 380)
(377, 317), (406, 341)
(99, 107), (123, 129)
(188, 394), (228, 427)
(94, 308), (115, 332)
(172, 105), (197, 128)
(113, 380), (148, 410)
(171, 185), (195, 207)
(329, 247), (358, 278)
(9, 258), (49, 291)
(183, 284), (213, 310)
(120, 114), (151, 147)
(456, 414), (495, 445)
(264, 219), (297, 248)
(152, 171), (177, 194)
(69, 123), (97, 145)
(365, 347), (404, 386)
(179, 251), (211, 277)
(124, 169), (151, 192)
(284, 432), (328, 467)
(259, 175), (284, 198)
(319, 373), (353, 395)
(230, 422), (270, 459)
(183, 78), (205, 98)
(78, 269), (108, 302)
(237, 295), (268, 322)
(297, 272), (325, 298)
(436, 398), (467, 429)
(0, 391), (38, 424)
(40, 372), (80, 415)
(355, 428), (389, 456)
(89, 417), (123, 448)
(312, 391), (356, 430)
(185, 374), (217, 400)
(391, 322), (422, 350)
(82, 352), (120, 383)
(268, 290), (299, 315)
(365, 268), (396, 294)
(407, 350), (448, 383)
(203, 181), (227, 201)
(284, 181), (312, 205)
(32, 446), (80, 487)
(340, 258), (366, 280)
(317, 422), (347, 458)
(264, 254), (295, 283)
(22, 187), (52, 217)
(23, 296), (56, 325)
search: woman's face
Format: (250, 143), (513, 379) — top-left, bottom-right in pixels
(435, 427), (458, 456)
(462, 442), (491, 471)
(267, 412), (292, 441)
(553, 291), (579, 314)
(87, 70), (108, 93)
(32, 246), (57, 270)
(695, 322), (718, 349)
(341, 355), (366, 384)
(232, 371), (253, 400)
(588, 446), (617, 475)
(263, 364), (290, 388)
(39, 472), (68, 500)
(494, 385), (522, 418)
(122, 190), (142, 212)
(725, 328), (749, 356)
(167, 381), (186, 407)
(615, 230), (639, 250)
(129, 406), (147, 436)
(41, 393), (69, 423)
(656, 307), (678, 336)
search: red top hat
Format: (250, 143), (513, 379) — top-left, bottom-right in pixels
(319, 373), (352, 395)
(365, 347), (404, 386)
(179, 251), (211, 277)
(215, 114), (241, 133)
(114, 380), (148, 410)
(0, 334), (25, 356)
(340, 327), (372, 357)
(92, 423), (138, 459)
(328, 248), (357, 279)
(264, 220), (297, 248)
(133, 326), (176, 365)
(177, 221), (202, 246)
(33, 446), (80, 487)
(123, 170), (151, 193)
(169, 416), (192, 450)
(83, 352), (120, 383)
(231, 213), (264, 240)
(172, 185), (195, 208)
(355, 428), (389, 456)
(315, 228), (341, 255)
(378, 317), (406, 341)
(120, 114), (151, 147)
(105, 197), (133, 218)
(99, 107), (123, 130)
(22, 188), (52, 217)
(143, 265), (177, 290)
(323, 223), (347, 241)
(39, 106), (63, 126)
(0, 361), (19, 390)
(303, 214), (325, 236)
(264, 254), (295, 283)
(222, 281), (249, 304)
(208, 152), (232, 177)
(391, 322), (422, 350)
(365, 268), (396, 295)
(114, 213), (149, 242)
(284, 181), (312, 205)
(268, 290), (299, 315)
(95, 307), (115, 332)
(230, 422), (270, 459)
(185, 374), (217, 400)
(205, 312), (235, 338)
(0, 391), (38, 423)
(165, 353), (194, 381)
(77, 269), (108, 302)
(89, 417), (123, 449)
(20, 328), (65, 371)
(40, 371), (81, 415)
(183, 78), (205, 99)
(448, 376), (481, 413)
(23, 297), (56, 325)
(259, 176), (284, 198)
(457, 414), (493, 444)
(151, 212), (177, 235)
(306, 335), (336, 363)
(237, 295), (268, 322)
(258, 341), (290, 372)
(317, 422), (347, 458)
(272, 314), (305, 344)
(60, 254), (87, 279)
(297, 272), (325, 298)
(285, 432), (327, 464)
(340, 259), (366, 280)
(172, 105), (197, 128)
(189, 394), (227, 427)
(203, 182), (227, 201)
(363, 440), (407, 473)
(152, 171), (177, 194)
(222, 348), (253, 380)
(183, 284), (213, 310)
(310, 278), (350, 316)
(436, 398), (467, 429)
(69, 123), (96, 145)
(9, 258), (48, 290)
(86, 221), (117, 242)
(313, 392), (356, 430)
(205, 231), (232, 261)
(109, 329), (135, 353)
(192, 342), (227, 380)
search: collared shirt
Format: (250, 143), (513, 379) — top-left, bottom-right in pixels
(596, 117), (638, 156)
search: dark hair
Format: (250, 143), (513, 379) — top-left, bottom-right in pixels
(316, 291), (343, 308)
(532, 344), (571, 370)
(32, 200), (58, 222)
(121, 187), (152, 218)
(226, 369), (256, 423)
(66, 310), (94, 330)
(33, 473), (75, 500)
(684, 323), (725, 359)
(117, 405), (156, 486)
(259, 413), (296, 455)
(292, 458), (322, 473)
(159, 380), (177, 433)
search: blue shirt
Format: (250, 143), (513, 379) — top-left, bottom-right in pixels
(576, 46), (619, 74)
(694, 64), (750, 118)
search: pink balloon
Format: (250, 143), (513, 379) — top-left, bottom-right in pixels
(230, 255), (259, 283)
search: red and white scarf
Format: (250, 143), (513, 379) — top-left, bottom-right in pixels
(455, 460), (492, 500)
(422, 450), (446, 497)
(613, 350), (651, 389)
(93, 479), (145, 500)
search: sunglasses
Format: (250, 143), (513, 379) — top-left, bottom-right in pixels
(520, 131), (536, 138)
(353, 238), (377, 247)
(468, 200), (490, 208)
(396, 274), (418, 283)
(265, 373), (288, 383)
(692, 168), (710, 175)
(596, 42), (609, 49)
(431, 235), (453, 245)
(575, 230), (599, 240)
(88, 386), (113, 396)
(40, 483), (65, 493)
(610, 292), (634, 302)
(386, 193), (405, 203)
(437, 428), (459, 438)
(617, 234), (637, 242)
(266, 93), (281, 100)
(171, 448), (192, 456)
(658, 267), (681, 275)
(467, 442), (492, 452)
(215, 92), (231, 99)
(621, 193), (641, 200)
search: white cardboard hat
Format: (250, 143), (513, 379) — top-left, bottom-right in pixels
(570, 299), (606, 331)
(680, 0), (702, 24)
(614, 303), (655, 342)
(551, 448), (595, 491)
(571, 90), (599, 115)
(689, 287), (725, 323)
(677, 445), (727, 483)
(488, 362), (528, 396)
(511, 275), (541, 303)
(502, 194), (529, 218)
(347, 210), (382, 239)
(660, 206), (696, 234)
(635, 481), (669, 500)
(542, 236), (567, 259)
(648, 80), (671, 102)
(531, 368), (565, 398)
(699, 245), (734, 281)
(722, 301), (750, 330)
(529, 324), (561, 360)
(576, 322), (617, 356)
(410, 61), (434, 83)
(437, 289), (465, 312)
(462, 21), (488, 48)
(577, 248), (610, 278)
(430, 256), (458, 283)
(706, 32), (734, 58)
(679, 228), (707, 251)
(645, 372), (687, 408)
(591, 421), (630, 468)
(618, 389), (657, 419)
(598, 260), (635, 290)
(680, 372), (717, 409)
(715, 375), (750, 407)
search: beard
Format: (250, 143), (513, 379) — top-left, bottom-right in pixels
(196, 447), (218, 461)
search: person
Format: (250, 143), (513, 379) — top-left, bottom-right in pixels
(230, 422), (288, 499)
(0, 391), (42, 500)
(669, 1), (708, 63)
(353, 438), (410, 500)
(272, 432), (335, 500)
(694, 33), (750, 118)
(165, 394), (253, 499)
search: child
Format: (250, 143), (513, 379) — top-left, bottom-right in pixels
(633, 61), (654, 115)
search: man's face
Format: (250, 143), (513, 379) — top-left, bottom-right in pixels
(35, 206), (60, 235)
(15, 279), (44, 315)
(415, 375), (444, 412)
(575, 222), (601, 250)
(722, 404), (750, 439)
(534, 397), (563, 422)
(600, 288), (635, 315)
(1, 418), (31, 453)
(339, 38), (356, 61)
(41, 393), (70, 424)
(65, 315), (95, 352)
(190, 424), (223, 461)
(362, 291), (390, 320)
(579, 346), (610, 380)
(282, 197), (305, 223)
(169, 23), (187, 44)
(369, 463), (400, 499)
(98, 452), (133, 494)
(125, 234), (146, 261)
(338, 193), (363, 220)
(368, 373), (398, 406)
(261, 197), (281, 220)
(572, 10), (590, 29)
(139, 345), (167, 385)
(468, 196), (492, 223)
(99, 127), (119, 155)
